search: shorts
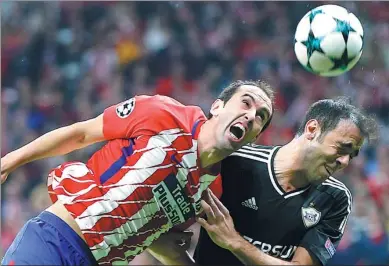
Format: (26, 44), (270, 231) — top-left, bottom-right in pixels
(1, 211), (97, 266)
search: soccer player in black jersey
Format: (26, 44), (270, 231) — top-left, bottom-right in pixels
(146, 97), (378, 266)
(192, 97), (378, 266)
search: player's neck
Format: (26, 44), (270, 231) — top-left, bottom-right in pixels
(274, 140), (311, 191)
(197, 122), (229, 168)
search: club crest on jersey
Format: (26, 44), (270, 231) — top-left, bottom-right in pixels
(301, 206), (321, 228)
(116, 98), (135, 118)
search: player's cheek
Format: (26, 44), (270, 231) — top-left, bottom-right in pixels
(246, 132), (257, 142)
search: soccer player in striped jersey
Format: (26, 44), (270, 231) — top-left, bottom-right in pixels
(0, 80), (274, 265)
(148, 97), (378, 266)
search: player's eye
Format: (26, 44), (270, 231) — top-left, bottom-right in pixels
(242, 99), (250, 108)
(337, 148), (356, 160)
(337, 149), (348, 156)
(350, 151), (359, 160)
(257, 111), (265, 121)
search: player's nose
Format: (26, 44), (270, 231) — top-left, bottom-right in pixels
(244, 109), (256, 122)
(336, 154), (351, 169)
(244, 111), (256, 128)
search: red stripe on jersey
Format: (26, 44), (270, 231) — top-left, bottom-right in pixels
(78, 166), (176, 246)
(170, 134), (196, 152)
(47, 110), (219, 264)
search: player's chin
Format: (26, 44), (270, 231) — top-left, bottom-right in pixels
(311, 176), (326, 185)
(225, 136), (246, 151)
(316, 170), (331, 183)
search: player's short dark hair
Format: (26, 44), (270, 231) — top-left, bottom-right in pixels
(208, 80), (275, 132)
(296, 97), (378, 143)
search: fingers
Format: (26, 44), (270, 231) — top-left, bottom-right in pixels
(200, 198), (216, 222)
(1, 172), (7, 184)
(209, 189), (230, 216)
(204, 189), (224, 220)
(196, 217), (210, 231)
(199, 189), (231, 228)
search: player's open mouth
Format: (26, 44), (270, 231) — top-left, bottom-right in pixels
(229, 123), (246, 142)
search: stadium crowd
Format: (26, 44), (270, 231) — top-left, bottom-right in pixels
(1, 1), (389, 264)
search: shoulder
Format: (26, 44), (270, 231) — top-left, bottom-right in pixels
(127, 95), (204, 123)
(142, 95), (205, 118)
(222, 144), (277, 174)
(229, 144), (278, 162)
(318, 176), (353, 210)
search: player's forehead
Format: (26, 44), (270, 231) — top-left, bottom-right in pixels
(235, 85), (273, 111)
(325, 120), (364, 149)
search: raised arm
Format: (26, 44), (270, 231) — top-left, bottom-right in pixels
(1, 95), (199, 183)
(1, 114), (105, 183)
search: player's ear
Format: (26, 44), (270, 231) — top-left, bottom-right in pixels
(305, 119), (320, 140)
(209, 99), (224, 117)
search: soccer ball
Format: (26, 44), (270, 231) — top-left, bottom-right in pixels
(294, 5), (364, 77)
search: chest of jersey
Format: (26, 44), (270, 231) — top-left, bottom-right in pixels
(88, 132), (217, 225)
(220, 155), (335, 259)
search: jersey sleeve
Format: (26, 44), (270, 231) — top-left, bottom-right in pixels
(103, 96), (146, 139)
(103, 95), (199, 140)
(299, 194), (351, 266)
(103, 95), (206, 140)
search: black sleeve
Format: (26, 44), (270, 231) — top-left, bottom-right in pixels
(299, 194), (351, 266)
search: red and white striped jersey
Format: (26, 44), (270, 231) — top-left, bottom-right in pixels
(47, 95), (222, 264)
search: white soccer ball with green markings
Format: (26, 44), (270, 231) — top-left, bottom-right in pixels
(294, 5), (364, 77)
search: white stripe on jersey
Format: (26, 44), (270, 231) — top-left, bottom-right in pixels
(230, 151), (269, 163)
(328, 176), (348, 187)
(284, 186), (311, 199)
(144, 129), (191, 150)
(240, 145), (272, 156)
(267, 147), (284, 196)
(75, 164), (166, 228)
(85, 135), (209, 263)
(90, 174), (215, 263)
(327, 177), (353, 234)
(90, 172), (216, 263)
(322, 177), (352, 233)
(231, 146), (285, 196)
(89, 200), (163, 262)
(237, 147), (272, 159)
(240, 145), (272, 152)
(192, 174), (218, 204)
(89, 141), (196, 261)
(75, 134), (182, 230)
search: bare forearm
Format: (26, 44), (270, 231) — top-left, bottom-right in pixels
(3, 120), (103, 171)
(229, 238), (295, 265)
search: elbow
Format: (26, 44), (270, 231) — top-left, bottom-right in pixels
(72, 115), (104, 145)
(66, 122), (89, 145)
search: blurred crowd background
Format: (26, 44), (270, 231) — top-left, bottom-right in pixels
(1, 1), (389, 264)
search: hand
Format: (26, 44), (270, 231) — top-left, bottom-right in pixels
(1, 156), (12, 184)
(149, 230), (194, 257)
(1, 169), (9, 184)
(196, 189), (241, 251)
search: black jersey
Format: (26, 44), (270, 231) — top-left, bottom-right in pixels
(194, 145), (352, 266)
